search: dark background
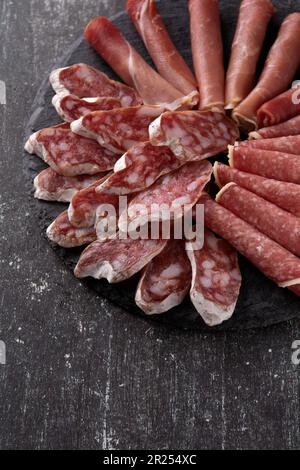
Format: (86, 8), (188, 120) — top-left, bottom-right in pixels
(0, 0), (299, 450)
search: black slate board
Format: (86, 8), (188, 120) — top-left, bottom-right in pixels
(23, 0), (300, 331)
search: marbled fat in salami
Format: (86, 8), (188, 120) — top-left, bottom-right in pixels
(52, 94), (122, 123)
(47, 211), (97, 248)
(249, 115), (300, 139)
(239, 135), (300, 155)
(257, 85), (300, 128)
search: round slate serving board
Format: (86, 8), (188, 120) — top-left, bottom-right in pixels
(24, 0), (300, 331)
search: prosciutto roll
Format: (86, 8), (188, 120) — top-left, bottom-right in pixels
(250, 114), (300, 139)
(257, 85), (300, 128)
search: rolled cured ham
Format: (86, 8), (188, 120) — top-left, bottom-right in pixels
(127, 0), (197, 96)
(189, 0), (224, 111)
(257, 85), (300, 128)
(47, 211), (97, 248)
(225, 0), (275, 110)
(214, 162), (300, 216)
(186, 229), (241, 327)
(233, 13), (300, 130)
(52, 94), (122, 123)
(135, 239), (192, 315)
(239, 135), (300, 154)
(198, 193), (300, 296)
(216, 183), (300, 257)
(250, 114), (300, 140)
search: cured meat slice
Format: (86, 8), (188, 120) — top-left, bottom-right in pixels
(249, 114), (300, 140)
(149, 111), (239, 162)
(225, 0), (275, 110)
(97, 142), (180, 196)
(84, 17), (198, 109)
(214, 162), (300, 217)
(49, 63), (142, 107)
(127, 0), (197, 96)
(119, 161), (212, 232)
(257, 85), (300, 128)
(199, 193), (300, 296)
(34, 168), (105, 203)
(189, 0), (224, 111)
(25, 127), (119, 177)
(74, 236), (167, 283)
(233, 13), (300, 130)
(52, 94), (122, 123)
(47, 211), (97, 248)
(239, 135), (300, 154)
(186, 229), (241, 327)
(71, 105), (164, 154)
(216, 183), (300, 258)
(135, 239), (191, 315)
(229, 145), (300, 184)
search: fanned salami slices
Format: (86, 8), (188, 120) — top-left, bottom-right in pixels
(97, 142), (180, 196)
(52, 94), (122, 123)
(119, 161), (212, 232)
(34, 168), (104, 203)
(25, 126), (119, 177)
(229, 145), (300, 183)
(257, 85), (300, 128)
(74, 237), (167, 283)
(49, 63), (142, 106)
(186, 229), (241, 327)
(199, 194), (300, 296)
(239, 135), (300, 154)
(71, 105), (164, 154)
(47, 211), (97, 248)
(216, 183), (300, 258)
(127, 0), (198, 96)
(250, 115), (300, 140)
(214, 163), (300, 217)
(135, 239), (192, 315)
(149, 111), (239, 162)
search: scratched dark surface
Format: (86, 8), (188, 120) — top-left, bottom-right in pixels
(0, 0), (300, 450)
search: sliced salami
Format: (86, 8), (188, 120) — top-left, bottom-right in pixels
(34, 168), (105, 203)
(216, 183), (300, 258)
(229, 145), (300, 184)
(249, 114), (300, 140)
(239, 135), (300, 154)
(71, 105), (164, 154)
(199, 193), (300, 295)
(186, 229), (241, 327)
(135, 239), (191, 315)
(52, 94), (122, 123)
(214, 162), (300, 217)
(96, 142), (180, 196)
(49, 63), (142, 107)
(257, 85), (300, 128)
(74, 236), (167, 283)
(149, 110), (239, 162)
(47, 211), (97, 248)
(127, 0), (197, 96)
(25, 126), (119, 177)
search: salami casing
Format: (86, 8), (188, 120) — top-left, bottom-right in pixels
(257, 85), (300, 128)
(239, 135), (300, 154)
(135, 239), (192, 315)
(47, 211), (97, 248)
(186, 229), (241, 326)
(249, 114), (300, 140)
(74, 236), (167, 283)
(52, 94), (122, 123)
(149, 110), (239, 162)
(225, 0), (275, 109)
(25, 126), (119, 177)
(50, 63), (142, 106)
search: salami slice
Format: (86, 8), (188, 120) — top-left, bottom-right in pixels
(74, 236), (167, 283)
(189, 0), (225, 111)
(214, 162), (300, 217)
(233, 13), (300, 130)
(49, 63), (142, 107)
(225, 0), (275, 110)
(239, 135), (300, 154)
(96, 142), (180, 196)
(229, 145), (300, 184)
(25, 127), (119, 177)
(186, 229), (241, 326)
(34, 168), (105, 203)
(52, 94), (122, 123)
(216, 183), (300, 258)
(249, 114), (300, 140)
(119, 161), (212, 232)
(257, 85), (300, 128)
(47, 211), (97, 248)
(135, 239), (191, 315)
(71, 105), (164, 154)
(127, 0), (198, 96)
(149, 110), (239, 162)
(199, 193), (300, 295)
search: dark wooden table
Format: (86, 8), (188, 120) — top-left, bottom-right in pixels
(0, 0), (299, 450)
